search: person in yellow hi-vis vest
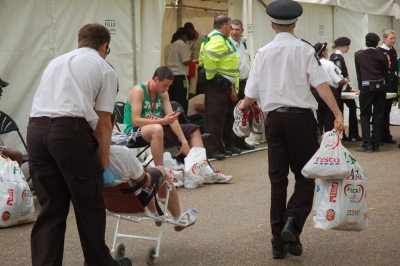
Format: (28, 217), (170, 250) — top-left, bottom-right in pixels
(199, 15), (239, 160)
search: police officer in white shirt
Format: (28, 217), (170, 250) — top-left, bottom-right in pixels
(238, 0), (343, 259)
(311, 42), (348, 133)
(27, 23), (131, 266)
(223, 19), (255, 154)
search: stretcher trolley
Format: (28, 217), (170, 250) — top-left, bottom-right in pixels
(103, 181), (192, 265)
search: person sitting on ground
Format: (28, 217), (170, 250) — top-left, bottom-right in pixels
(0, 78), (23, 166)
(109, 113), (197, 231)
(123, 66), (232, 184)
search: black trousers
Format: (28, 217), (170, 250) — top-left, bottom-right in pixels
(27, 117), (114, 266)
(359, 89), (386, 149)
(266, 111), (319, 247)
(311, 86), (340, 133)
(204, 80), (231, 157)
(168, 75), (188, 114)
(223, 79), (247, 147)
(340, 99), (360, 137)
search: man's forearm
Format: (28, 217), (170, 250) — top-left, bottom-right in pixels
(170, 120), (187, 144)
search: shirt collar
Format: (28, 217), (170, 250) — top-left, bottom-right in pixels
(229, 37), (241, 47)
(274, 32), (296, 40)
(335, 50), (343, 55)
(381, 43), (391, 50)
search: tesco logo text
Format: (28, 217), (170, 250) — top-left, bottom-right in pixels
(314, 157), (340, 165)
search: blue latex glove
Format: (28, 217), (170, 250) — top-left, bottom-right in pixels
(103, 168), (122, 187)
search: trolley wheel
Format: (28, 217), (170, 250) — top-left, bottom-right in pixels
(145, 246), (156, 265)
(114, 243), (126, 260)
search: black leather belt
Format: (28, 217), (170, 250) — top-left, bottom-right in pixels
(273, 107), (312, 113)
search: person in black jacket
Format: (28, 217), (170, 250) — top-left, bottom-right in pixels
(355, 33), (390, 152)
(377, 30), (398, 144)
(330, 37), (362, 141)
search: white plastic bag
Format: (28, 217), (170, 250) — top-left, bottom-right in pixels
(313, 148), (368, 231)
(0, 156), (35, 227)
(302, 130), (350, 179)
(333, 147), (368, 231)
(183, 147), (206, 188)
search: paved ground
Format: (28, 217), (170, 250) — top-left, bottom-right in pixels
(1, 126), (400, 266)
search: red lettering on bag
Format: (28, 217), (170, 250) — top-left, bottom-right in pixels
(6, 189), (14, 206)
(315, 157), (340, 163)
(330, 182), (338, 202)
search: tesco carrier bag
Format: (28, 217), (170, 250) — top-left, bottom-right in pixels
(0, 156), (35, 227)
(302, 130), (349, 179)
(313, 148), (368, 231)
(184, 147), (207, 188)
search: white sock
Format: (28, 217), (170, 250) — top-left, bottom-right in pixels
(205, 165), (214, 175)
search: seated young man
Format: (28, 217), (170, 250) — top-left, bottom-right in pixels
(110, 114), (197, 231)
(123, 66), (232, 184)
(0, 78), (23, 166)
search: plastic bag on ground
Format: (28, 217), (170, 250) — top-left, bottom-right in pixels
(183, 147), (206, 188)
(302, 130), (350, 179)
(0, 157), (35, 227)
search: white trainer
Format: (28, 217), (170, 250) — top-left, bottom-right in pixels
(249, 104), (265, 134)
(174, 209), (198, 232)
(233, 100), (251, 137)
(203, 171), (233, 184)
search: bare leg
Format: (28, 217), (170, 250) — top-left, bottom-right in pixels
(141, 125), (164, 166)
(146, 166), (181, 217)
(188, 128), (203, 148)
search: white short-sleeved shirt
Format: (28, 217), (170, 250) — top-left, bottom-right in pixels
(320, 58), (343, 89)
(230, 37), (250, 80)
(109, 145), (144, 195)
(164, 39), (191, 75)
(31, 47), (118, 129)
(245, 32), (329, 112)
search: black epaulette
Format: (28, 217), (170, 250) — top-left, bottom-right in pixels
(301, 39), (321, 66)
(301, 39), (313, 47)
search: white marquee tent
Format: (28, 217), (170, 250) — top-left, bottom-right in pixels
(1, 0), (400, 152)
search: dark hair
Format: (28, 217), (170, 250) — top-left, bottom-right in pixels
(213, 15), (231, 29)
(231, 19), (243, 28)
(171, 27), (190, 43)
(184, 22), (194, 30)
(152, 66), (174, 81)
(366, 41), (378, 48)
(78, 23), (111, 50)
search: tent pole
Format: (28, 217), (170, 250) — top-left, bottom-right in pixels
(177, 0), (182, 28)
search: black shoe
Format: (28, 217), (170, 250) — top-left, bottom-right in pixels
(355, 146), (373, 153)
(348, 135), (363, 141)
(341, 136), (351, 141)
(225, 146), (241, 154)
(237, 143), (255, 150)
(272, 244), (287, 259)
(210, 153), (226, 160)
(383, 138), (396, 144)
(115, 257), (132, 266)
(224, 150), (233, 156)
(281, 217), (302, 256)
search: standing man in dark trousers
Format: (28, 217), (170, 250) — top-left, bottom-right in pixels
(199, 15), (240, 160)
(27, 23), (132, 266)
(239, 0), (343, 259)
(330, 37), (363, 141)
(223, 19), (255, 154)
(355, 33), (389, 153)
(377, 30), (398, 144)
